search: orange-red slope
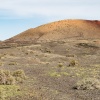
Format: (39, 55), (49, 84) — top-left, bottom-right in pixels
(5, 19), (100, 43)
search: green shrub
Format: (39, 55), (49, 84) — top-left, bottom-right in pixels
(74, 78), (100, 90)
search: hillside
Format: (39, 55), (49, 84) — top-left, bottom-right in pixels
(0, 19), (100, 100)
(4, 19), (100, 44)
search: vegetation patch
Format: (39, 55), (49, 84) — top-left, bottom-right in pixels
(0, 85), (20, 100)
(48, 65), (100, 79)
(0, 69), (27, 99)
(13, 70), (27, 83)
(0, 69), (26, 85)
(74, 78), (100, 90)
(49, 72), (61, 77)
(68, 60), (79, 67)
(57, 63), (63, 68)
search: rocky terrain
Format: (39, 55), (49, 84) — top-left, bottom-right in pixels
(0, 19), (100, 100)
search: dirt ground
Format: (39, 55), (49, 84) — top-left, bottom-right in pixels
(0, 38), (100, 100)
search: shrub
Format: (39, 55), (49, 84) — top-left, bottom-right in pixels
(0, 69), (26, 99)
(13, 70), (26, 79)
(74, 78), (100, 90)
(0, 70), (6, 85)
(0, 69), (26, 85)
(15, 77), (23, 83)
(13, 70), (26, 83)
(0, 70), (15, 85)
(3, 70), (10, 77)
(58, 63), (63, 68)
(6, 76), (15, 85)
(69, 60), (76, 66)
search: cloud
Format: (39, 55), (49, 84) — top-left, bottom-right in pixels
(0, 0), (100, 19)
(0, 0), (100, 40)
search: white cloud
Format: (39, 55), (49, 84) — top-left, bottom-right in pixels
(0, 0), (100, 40)
(0, 0), (100, 19)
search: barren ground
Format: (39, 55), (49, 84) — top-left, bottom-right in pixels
(0, 38), (100, 100)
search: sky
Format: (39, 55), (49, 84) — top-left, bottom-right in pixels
(0, 0), (100, 40)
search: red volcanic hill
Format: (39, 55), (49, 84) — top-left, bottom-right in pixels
(4, 19), (100, 43)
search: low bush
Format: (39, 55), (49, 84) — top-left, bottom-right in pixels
(13, 70), (26, 83)
(0, 70), (6, 85)
(69, 60), (76, 67)
(0, 69), (26, 85)
(74, 78), (100, 90)
(58, 63), (63, 68)
(13, 70), (26, 78)
(3, 70), (10, 77)
(6, 76), (15, 85)
(0, 69), (25, 99)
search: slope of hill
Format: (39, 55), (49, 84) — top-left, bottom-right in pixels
(4, 19), (100, 44)
(0, 19), (100, 100)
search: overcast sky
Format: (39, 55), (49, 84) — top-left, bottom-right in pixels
(0, 0), (100, 40)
